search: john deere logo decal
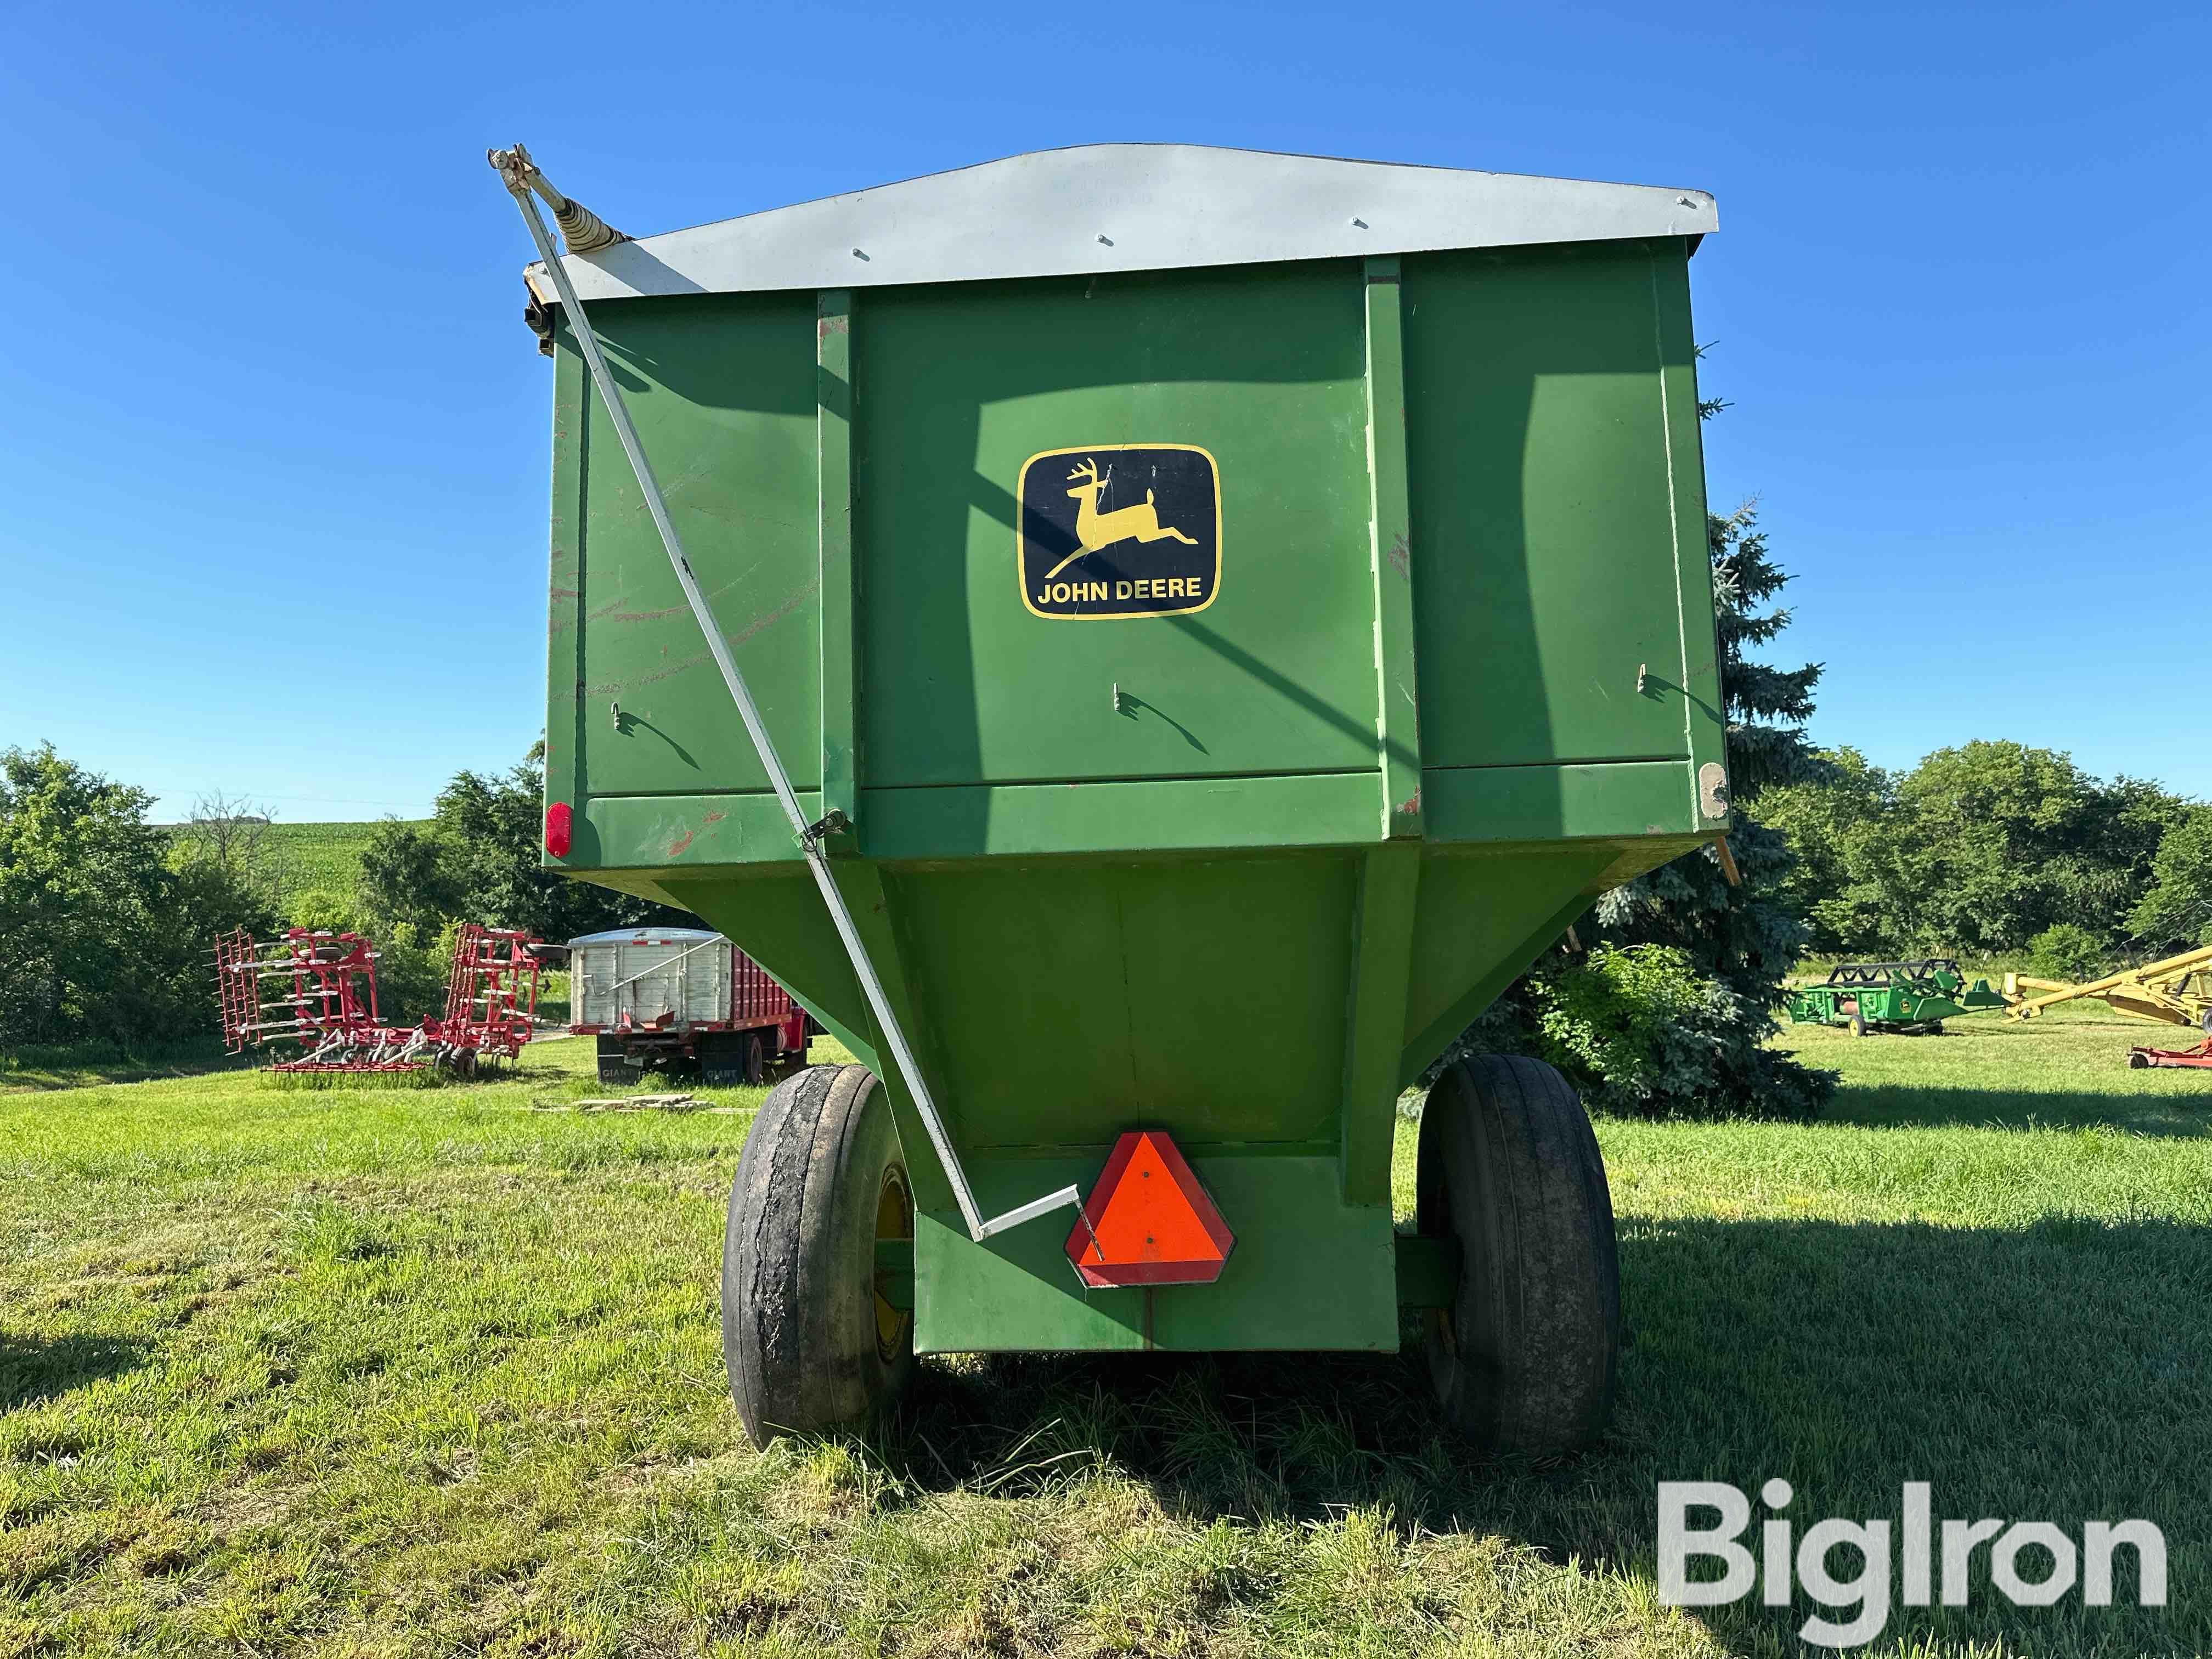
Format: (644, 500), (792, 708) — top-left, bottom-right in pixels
(1018, 444), (1220, 619)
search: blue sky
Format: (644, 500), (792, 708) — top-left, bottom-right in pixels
(3, 1), (2206, 819)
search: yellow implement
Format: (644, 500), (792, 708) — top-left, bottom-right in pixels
(2003, 944), (2212, 1027)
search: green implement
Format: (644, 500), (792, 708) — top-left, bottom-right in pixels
(1787, 960), (2007, 1036)
(496, 143), (1727, 1454)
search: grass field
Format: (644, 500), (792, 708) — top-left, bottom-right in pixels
(257, 822), (409, 899)
(153, 821), (412, 902)
(3, 1010), (2208, 1656)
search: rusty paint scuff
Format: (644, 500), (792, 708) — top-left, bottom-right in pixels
(586, 579), (819, 695)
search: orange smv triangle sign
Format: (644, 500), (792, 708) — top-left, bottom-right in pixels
(1064, 1130), (1234, 1288)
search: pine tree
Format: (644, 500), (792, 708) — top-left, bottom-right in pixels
(1709, 503), (1827, 796)
(1440, 400), (1837, 1120)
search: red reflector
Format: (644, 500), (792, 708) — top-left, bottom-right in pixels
(1064, 1130), (1233, 1288)
(544, 801), (572, 857)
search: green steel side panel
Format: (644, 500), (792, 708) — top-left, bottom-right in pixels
(1402, 240), (1700, 772)
(1338, 844), (1420, 1203)
(1402, 877), (1607, 1090)
(1404, 893), (1600, 1086)
(578, 793), (815, 868)
(882, 851), (1361, 1153)
(1150, 1155), (1395, 1349)
(824, 857), (966, 1215)
(1422, 759), (1700, 843)
(851, 263), (1379, 789)
(918, 1189), (1143, 1353)
(1398, 843), (1623, 1059)
(856, 772), (1378, 860)
(916, 1154), (1397, 1352)
(631, 835), (1634, 1214)
(563, 774), (1387, 868)
(569, 293), (822, 802)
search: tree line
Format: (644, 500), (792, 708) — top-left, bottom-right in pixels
(0, 751), (280, 1053)
(0, 745), (686, 1057)
(1760, 744), (2212, 979)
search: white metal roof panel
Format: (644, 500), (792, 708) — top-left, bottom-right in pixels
(566, 927), (724, 947)
(524, 144), (1717, 304)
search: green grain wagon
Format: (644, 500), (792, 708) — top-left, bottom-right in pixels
(495, 143), (1728, 1453)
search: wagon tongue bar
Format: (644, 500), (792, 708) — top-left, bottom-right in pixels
(490, 144), (1079, 1246)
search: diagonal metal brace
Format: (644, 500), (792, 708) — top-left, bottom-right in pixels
(490, 144), (1076, 1246)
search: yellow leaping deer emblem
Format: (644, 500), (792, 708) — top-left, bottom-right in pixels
(1044, 458), (1200, 580)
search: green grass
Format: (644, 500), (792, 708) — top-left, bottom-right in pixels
(256, 821), (409, 899)
(151, 820), (413, 902)
(3, 1017), (2208, 1656)
(153, 816), (411, 908)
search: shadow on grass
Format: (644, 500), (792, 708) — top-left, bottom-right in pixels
(0, 1047), (255, 1093)
(0, 1332), (150, 1409)
(868, 1216), (2209, 1655)
(1827, 1084), (2212, 1138)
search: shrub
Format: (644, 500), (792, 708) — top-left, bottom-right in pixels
(1527, 945), (1712, 1094)
(1432, 943), (1830, 1122)
(370, 919), (459, 1028)
(0, 746), (276, 1054)
(2025, 922), (2107, 984)
(357, 751), (694, 946)
(289, 888), (364, 934)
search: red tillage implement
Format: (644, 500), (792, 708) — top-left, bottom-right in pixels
(424, 924), (543, 1069)
(214, 928), (419, 1071)
(215, 924), (542, 1074)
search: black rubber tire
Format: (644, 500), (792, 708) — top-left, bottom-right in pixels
(595, 1036), (633, 1086)
(1415, 1053), (1621, 1455)
(742, 1032), (765, 1086)
(723, 1064), (913, 1444)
